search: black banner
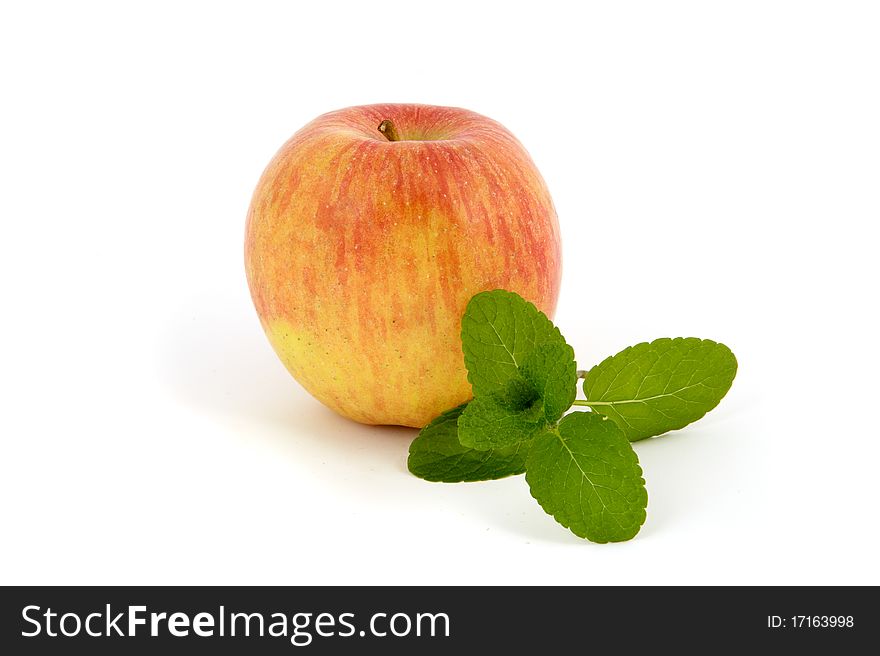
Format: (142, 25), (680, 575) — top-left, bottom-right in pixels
(0, 586), (873, 653)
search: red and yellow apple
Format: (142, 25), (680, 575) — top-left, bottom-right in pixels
(245, 104), (561, 427)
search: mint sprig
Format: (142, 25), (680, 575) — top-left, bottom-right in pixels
(408, 290), (737, 543)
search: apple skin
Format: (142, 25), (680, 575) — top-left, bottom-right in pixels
(245, 104), (561, 427)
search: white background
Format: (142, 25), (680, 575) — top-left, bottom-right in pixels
(2, 1), (878, 585)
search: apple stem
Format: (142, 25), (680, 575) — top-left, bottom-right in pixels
(378, 119), (401, 142)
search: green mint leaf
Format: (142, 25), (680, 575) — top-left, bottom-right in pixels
(582, 337), (737, 441)
(407, 404), (529, 482)
(461, 290), (567, 399)
(458, 394), (546, 450)
(458, 290), (577, 449)
(526, 412), (648, 543)
(521, 342), (577, 422)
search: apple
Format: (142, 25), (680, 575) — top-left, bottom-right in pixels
(245, 104), (561, 427)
